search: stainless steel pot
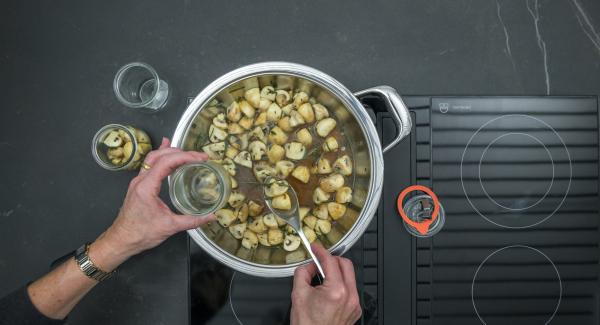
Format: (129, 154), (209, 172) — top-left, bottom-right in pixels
(171, 62), (411, 277)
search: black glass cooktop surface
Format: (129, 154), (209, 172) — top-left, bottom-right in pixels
(189, 96), (599, 325)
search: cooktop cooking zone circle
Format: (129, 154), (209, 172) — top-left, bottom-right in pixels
(460, 114), (573, 229)
(471, 245), (562, 325)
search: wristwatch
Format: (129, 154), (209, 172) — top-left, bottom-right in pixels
(74, 242), (114, 282)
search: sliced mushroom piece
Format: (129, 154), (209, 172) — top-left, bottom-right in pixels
(260, 86), (276, 101)
(333, 155), (353, 176)
(134, 129), (151, 144)
(316, 157), (332, 174)
(222, 158), (237, 176)
(327, 202), (347, 220)
(230, 176), (238, 189)
(272, 193), (292, 210)
(315, 219), (332, 235)
(248, 200), (264, 217)
(268, 126), (288, 145)
(253, 162), (276, 182)
(291, 165), (310, 183)
(283, 234), (301, 251)
(263, 213), (279, 228)
(103, 131), (123, 148)
(313, 204), (329, 220)
(225, 146), (239, 160)
(228, 123), (244, 135)
(289, 110), (305, 128)
(313, 187), (331, 204)
(107, 147), (124, 159)
(264, 178), (290, 197)
(254, 112), (267, 126)
(215, 209), (236, 227)
(118, 129), (131, 142)
(258, 98), (271, 112)
(241, 229), (258, 249)
(275, 160), (295, 178)
(111, 158), (123, 165)
(239, 100), (256, 118)
(299, 207), (310, 220)
(249, 126), (268, 143)
(229, 223), (247, 239)
(302, 226), (317, 243)
(202, 142), (226, 160)
(266, 103), (283, 122)
(248, 216), (267, 233)
(235, 203), (249, 222)
(336, 187), (353, 204)
(297, 103), (315, 123)
(209, 124), (228, 143)
(285, 224), (296, 234)
(244, 88), (261, 109)
(228, 191), (245, 208)
(303, 215), (318, 229)
(316, 118), (337, 137)
(233, 151), (252, 168)
(257, 232), (270, 246)
(267, 144), (285, 164)
(275, 89), (291, 106)
(322, 136), (339, 152)
(268, 228), (284, 245)
(284, 142), (306, 160)
(239, 117), (254, 130)
(319, 173), (345, 193)
(313, 103), (330, 121)
(248, 140), (267, 161)
(296, 128), (313, 147)
(228, 134), (248, 150)
(293, 91), (309, 107)
(213, 113), (228, 129)
(281, 104), (294, 116)
(277, 116), (294, 132)
(138, 143), (152, 155)
(227, 101), (242, 122)
(285, 249), (306, 264)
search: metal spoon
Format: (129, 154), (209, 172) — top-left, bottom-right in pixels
(263, 177), (326, 280)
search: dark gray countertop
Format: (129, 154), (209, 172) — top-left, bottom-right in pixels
(1, 0), (599, 324)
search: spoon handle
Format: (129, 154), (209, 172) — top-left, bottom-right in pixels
(298, 230), (326, 280)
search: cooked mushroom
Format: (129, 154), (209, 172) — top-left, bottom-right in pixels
(289, 111), (305, 128)
(285, 250), (306, 264)
(107, 147), (124, 159)
(322, 136), (339, 152)
(297, 103), (315, 123)
(213, 113), (228, 129)
(277, 116), (294, 132)
(266, 103), (282, 122)
(202, 142), (226, 159)
(230, 176), (238, 189)
(248, 200), (264, 217)
(215, 209), (236, 227)
(241, 229), (258, 249)
(260, 86), (276, 101)
(227, 101), (242, 122)
(257, 232), (270, 246)
(233, 151), (252, 168)
(236, 203), (249, 222)
(281, 104), (294, 116)
(263, 213), (279, 228)
(313, 104), (330, 121)
(316, 118), (337, 137)
(248, 216), (267, 233)
(268, 126), (288, 145)
(272, 193), (292, 210)
(134, 129), (152, 143)
(293, 91), (309, 107)
(316, 157), (332, 174)
(284, 142), (306, 160)
(249, 140), (267, 161)
(276, 160), (295, 178)
(327, 202), (347, 220)
(244, 88), (261, 109)
(228, 134), (248, 150)
(253, 162), (276, 182)
(118, 129), (131, 142)
(227, 123), (244, 135)
(275, 90), (291, 106)
(222, 158), (237, 176)
(299, 207), (310, 220)
(225, 146), (239, 160)
(209, 124), (228, 143)
(283, 234), (301, 251)
(258, 98), (271, 112)
(228, 191), (245, 208)
(296, 128), (313, 147)
(302, 226), (317, 243)
(254, 112), (267, 126)
(139, 143), (153, 155)
(239, 100), (256, 118)
(303, 215), (317, 229)
(319, 173), (345, 192)
(267, 144), (285, 164)
(268, 228), (284, 245)
(333, 155), (353, 176)
(313, 187), (331, 204)
(315, 219), (332, 235)
(291, 165), (310, 183)
(229, 223), (247, 239)
(313, 204), (329, 220)
(264, 178), (290, 197)
(334, 186), (352, 203)
(249, 126), (268, 143)
(103, 131), (123, 148)
(239, 117), (254, 130)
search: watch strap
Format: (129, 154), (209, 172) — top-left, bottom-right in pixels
(74, 243), (114, 282)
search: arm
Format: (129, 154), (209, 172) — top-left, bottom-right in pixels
(290, 244), (362, 325)
(25, 138), (215, 320)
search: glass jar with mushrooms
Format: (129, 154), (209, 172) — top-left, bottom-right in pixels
(198, 84), (355, 265)
(92, 124), (153, 171)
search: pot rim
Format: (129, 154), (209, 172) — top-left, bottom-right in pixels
(171, 62), (384, 277)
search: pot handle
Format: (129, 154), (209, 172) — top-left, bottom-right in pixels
(354, 86), (413, 154)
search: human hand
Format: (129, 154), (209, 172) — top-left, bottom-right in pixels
(290, 244), (362, 325)
(90, 138), (215, 271)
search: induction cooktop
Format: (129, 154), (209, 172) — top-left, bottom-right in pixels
(188, 96), (599, 325)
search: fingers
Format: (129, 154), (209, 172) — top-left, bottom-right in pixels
(293, 262), (317, 292)
(337, 257), (358, 296)
(159, 137), (170, 149)
(311, 243), (342, 284)
(139, 151), (208, 194)
(171, 213), (216, 232)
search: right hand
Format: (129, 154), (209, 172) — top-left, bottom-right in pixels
(290, 244), (362, 325)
